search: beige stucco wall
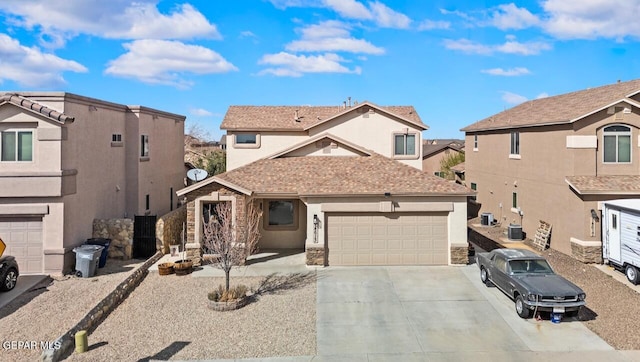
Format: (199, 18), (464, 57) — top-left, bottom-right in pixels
(284, 142), (363, 157)
(0, 92), (185, 274)
(226, 132), (307, 170)
(225, 108), (424, 170)
(258, 199), (307, 249)
(465, 106), (640, 255)
(308, 111), (423, 169)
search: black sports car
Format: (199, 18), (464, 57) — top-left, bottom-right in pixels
(0, 255), (19, 292)
(476, 248), (586, 318)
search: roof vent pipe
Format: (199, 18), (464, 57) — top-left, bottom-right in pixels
(343, 101), (346, 109)
(294, 109), (300, 122)
(348, 97), (351, 107)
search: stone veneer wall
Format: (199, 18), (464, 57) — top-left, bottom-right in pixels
(306, 246), (325, 266)
(41, 251), (162, 362)
(570, 239), (603, 264)
(184, 183), (247, 266)
(450, 244), (469, 264)
(156, 206), (187, 254)
(93, 219), (134, 259)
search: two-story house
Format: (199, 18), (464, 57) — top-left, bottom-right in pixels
(178, 101), (472, 266)
(422, 139), (465, 178)
(462, 79), (640, 262)
(0, 92), (185, 275)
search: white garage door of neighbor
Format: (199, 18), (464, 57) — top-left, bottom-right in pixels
(327, 212), (449, 266)
(0, 217), (44, 274)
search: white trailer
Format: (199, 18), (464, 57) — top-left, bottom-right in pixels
(602, 199), (640, 285)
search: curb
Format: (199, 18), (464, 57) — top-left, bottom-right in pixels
(40, 251), (163, 362)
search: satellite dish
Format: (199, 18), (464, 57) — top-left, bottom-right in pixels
(187, 168), (208, 182)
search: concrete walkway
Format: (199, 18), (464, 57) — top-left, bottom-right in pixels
(0, 274), (49, 310)
(167, 265), (640, 362)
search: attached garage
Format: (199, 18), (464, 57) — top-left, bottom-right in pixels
(326, 212), (449, 266)
(0, 217), (44, 274)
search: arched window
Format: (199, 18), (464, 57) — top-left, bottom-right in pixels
(603, 125), (631, 163)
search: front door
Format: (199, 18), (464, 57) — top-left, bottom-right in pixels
(608, 209), (621, 262)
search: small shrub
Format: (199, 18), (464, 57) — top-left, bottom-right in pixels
(208, 284), (249, 302)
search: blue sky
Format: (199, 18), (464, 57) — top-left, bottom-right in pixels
(1, 1), (640, 141)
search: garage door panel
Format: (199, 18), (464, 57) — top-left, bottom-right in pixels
(0, 218), (44, 274)
(328, 212), (448, 266)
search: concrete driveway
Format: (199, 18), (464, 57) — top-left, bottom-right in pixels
(316, 265), (623, 361)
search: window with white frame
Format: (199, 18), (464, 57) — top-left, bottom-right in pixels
(1, 130), (33, 162)
(470, 182), (477, 201)
(112, 134), (122, 142)
(510, 131), (520, 155)
(603, 125), (631, 163)
(236, 133), (257, 144)
(140, 135), (149, 157)
(474, 134), (478, 150)
(264, 200), (298, 230)
(394, 133), (416, 156)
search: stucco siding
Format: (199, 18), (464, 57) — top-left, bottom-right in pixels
(226, 132), (307, 170)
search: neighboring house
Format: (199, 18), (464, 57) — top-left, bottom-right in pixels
(450, 162), (465, 185)
(178, 101), (472, 266)
(0, 92), (185, 275)
(219, 134), (226, 150)
(461, 79), (640, 262)
(422, 140), (464, 177)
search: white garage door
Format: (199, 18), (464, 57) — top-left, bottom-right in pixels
(327, 212), (449, 266)
(0, 217), (44, 274)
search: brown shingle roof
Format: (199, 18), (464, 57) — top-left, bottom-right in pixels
(220, 102), (424, 131)
(0, 93), (74, 124)
(462, 79), (640, 132)
(565, 175), (640, 195)
(212, 155), (472, 196)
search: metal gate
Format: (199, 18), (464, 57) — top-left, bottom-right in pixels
(133, 215), (157, 259)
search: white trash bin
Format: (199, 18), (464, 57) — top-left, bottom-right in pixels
(73, 245), (104, 278)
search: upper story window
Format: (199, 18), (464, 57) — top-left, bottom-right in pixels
(394, 133), (416, 156)
(603, 125), (631, 163)
(1, 130), (33, 162)
(233, 133), (260, 149)
(510, 131), (520, 155)
(473, 135), (478, 151)
(141, 135), (149, 157)
(112, 134), (122, 142)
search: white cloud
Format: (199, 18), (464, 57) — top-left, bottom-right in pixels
(0, 1), (220, 47)
(369, 1), (411, 29)
(286, 20), (385, 54)
(324, 0), (372, 20)
(258, 52), (361, 77)
(105, 40), (237, 88)
(481, 67), (531, 76)
(190, 108), (213, 117)
(490, 3), (540, 30)
(267, 0), (411, 29)
(536, 92), (549, 99)
(542, 0), (640, 40)
(502, 91), (528, 105)
(0, 33), (87, 87)
(443, 39), (492, 55)
(417, 20), (451, 31)
(495, 40), (551, 55)
(444, 37), (551, 55)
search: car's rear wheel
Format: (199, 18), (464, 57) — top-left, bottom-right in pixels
(515, 295), (531, 319)
(480, 266), (490, 286)
(626, 265), (639, 285)
(0, 267), (18, 292)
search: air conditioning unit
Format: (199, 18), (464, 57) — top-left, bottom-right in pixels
(508, 224), (523, 240)
(481, 212), (494, 226)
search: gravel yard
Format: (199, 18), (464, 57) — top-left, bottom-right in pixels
(470, 221), (640, 350)
(64, 272), (316, 361)
(543, 249), (640, 350)
(0, 259), (146, 362)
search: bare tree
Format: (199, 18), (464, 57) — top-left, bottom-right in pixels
(202, 201), (262, 292)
